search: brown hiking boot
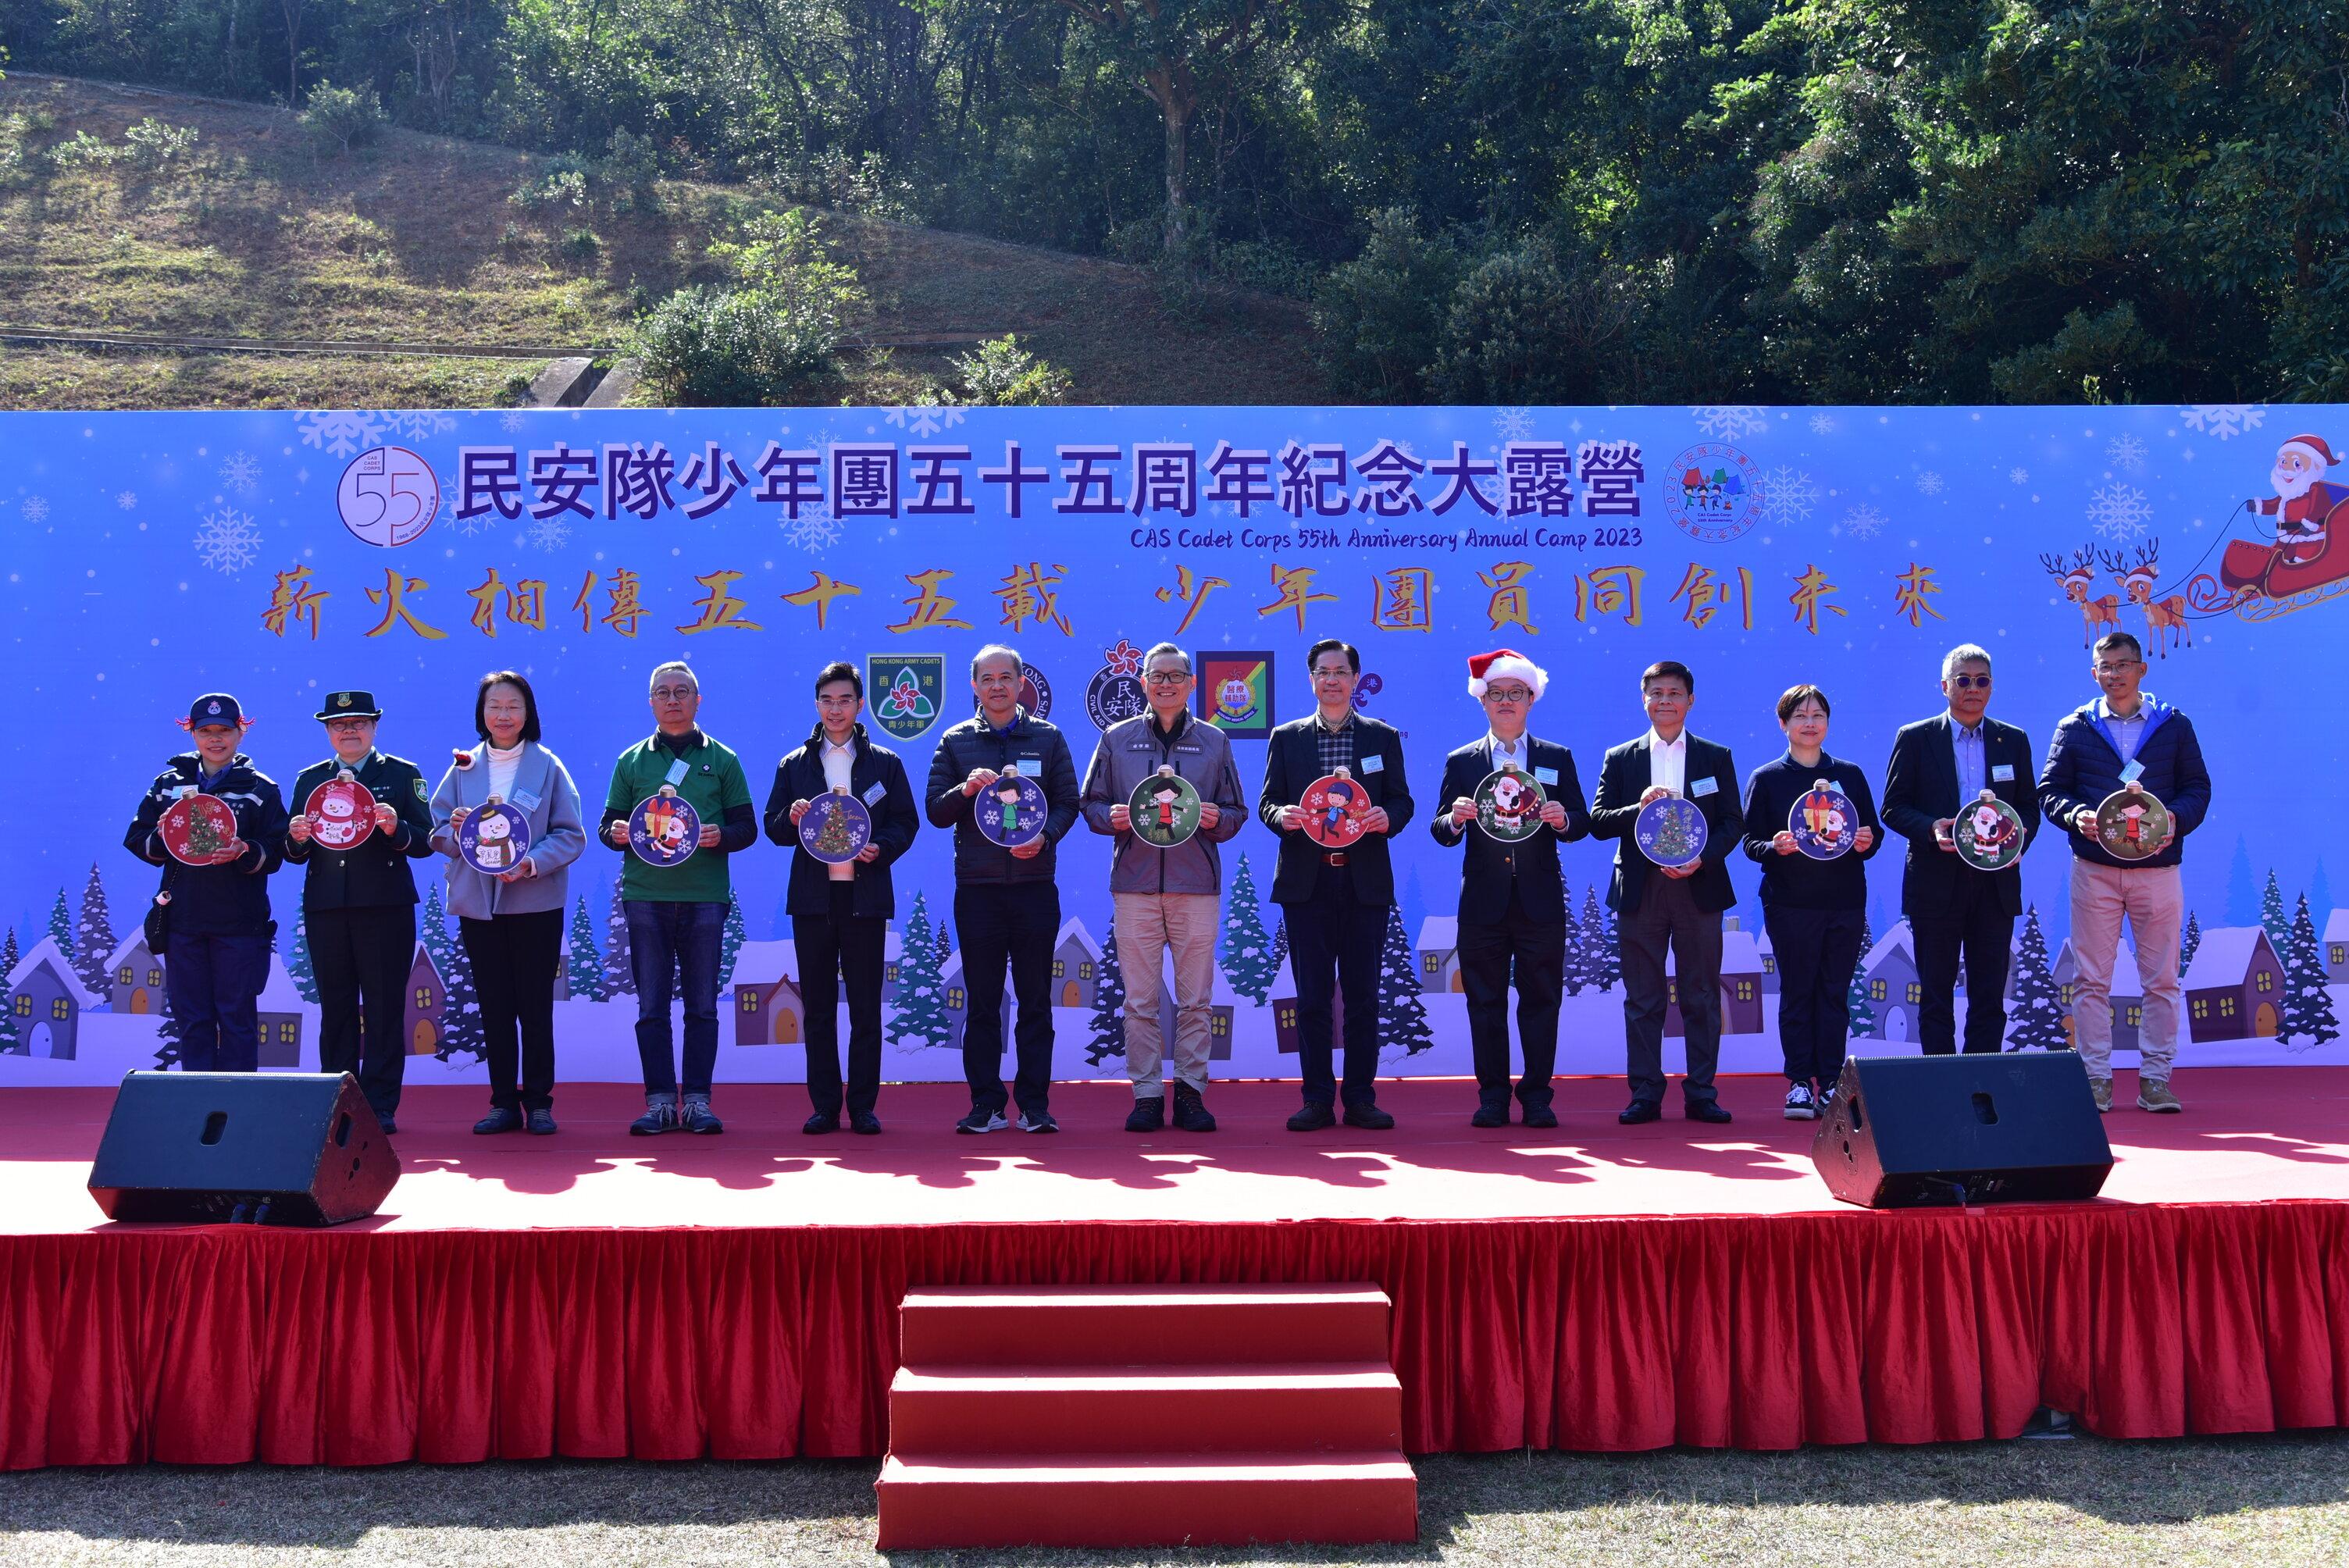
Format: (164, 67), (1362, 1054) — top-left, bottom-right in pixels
(2137, 1078), (2183, 1114)
(2089, 1078), (2112, 1114)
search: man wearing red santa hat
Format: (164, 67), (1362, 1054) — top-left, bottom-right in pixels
(1430, 650), (1590, 1128)
(2244, 433), (2348, 573)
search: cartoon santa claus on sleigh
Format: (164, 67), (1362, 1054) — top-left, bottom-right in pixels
(2223, 431), (2349, 599)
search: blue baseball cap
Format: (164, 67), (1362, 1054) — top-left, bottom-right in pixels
(181, 693), (250, 731)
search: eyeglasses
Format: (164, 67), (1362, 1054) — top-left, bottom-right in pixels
(1949, 675), (1991, 690)
(1144, 670), (1191, 686)
(2092, 662), (2142, 676)
(1481, 686), (1532, 704)
(815, 696), (860, 707)
(1310, 667), (1354, 681)
(325, 718), (371, 732)
(651, 686), (697, 701)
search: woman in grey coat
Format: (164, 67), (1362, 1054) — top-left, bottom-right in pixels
(430, 671), (586, 1134)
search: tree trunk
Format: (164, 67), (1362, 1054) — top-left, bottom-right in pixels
(1146, 62), (1196, 265)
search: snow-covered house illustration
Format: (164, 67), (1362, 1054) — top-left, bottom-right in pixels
(1135, 966), (1239, 1061)
(7, 935), (98, 1058)
(105, 932), (164, 1015)
(2326, 909), (2349, 984)
(402, 943), (447, 1057)
(1665, 926), (1765, 1036)
(551, 936), (572, 1002)
(2183, 926), (2286, 1042)
(1754, 925), (1778, 995)
(939, 950), (1014, 1050)
(1271, 987), (1348, 1056)
(256, 954), (305, 1068)
(1415, 916), (1461, 993)
(1857, 921), (1921, 1044)
(1050, 918), (1103, 1010)
(730, 939), (806, 1046)
(2051, 936), (2140, 1053)
(882, 923), (904, 1006)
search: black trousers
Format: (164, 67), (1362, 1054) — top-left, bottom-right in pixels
(1281, 869), (1387, 1107)
(794, 882), (887, 1117)
(1763, 903), (1865, 1085)
(1618, 875), (1722, 1105)
(1457, 882), (1565, 1108)
(1912, 878), (2016, 1054)
(460, 909), (561, 1110)
(956, 882), (1060, 1117)
(309, 903), (417, 1118)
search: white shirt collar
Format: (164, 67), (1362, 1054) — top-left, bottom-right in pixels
(1488, 731), (1531, 761)
(822, 734), (856, 755)
(1645, 729), (1686, 753)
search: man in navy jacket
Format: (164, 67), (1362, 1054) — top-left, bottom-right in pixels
(2037, 630), (2212, 1114)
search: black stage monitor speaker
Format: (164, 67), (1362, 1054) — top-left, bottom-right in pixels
(1812, 1053), (2113, 1208)
(88, 1071), (400, 1226)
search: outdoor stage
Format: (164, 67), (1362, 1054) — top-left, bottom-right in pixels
(3, 1067), (2347, 1470)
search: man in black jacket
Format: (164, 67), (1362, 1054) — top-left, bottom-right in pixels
(1259, 637), (1415, 1131)
(123, 693), (288, 1073)
(1880, 643), (2041, 1057)
(283, 690), (437, 1131)
(765, 661), (921, 1135)
(923, 643), (1082, 1134)
(1588, 661), (1739, 1125)
(1430, 650), (1590, 1128)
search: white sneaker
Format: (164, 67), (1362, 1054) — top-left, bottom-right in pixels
(1783, 1082), (1818, 1121)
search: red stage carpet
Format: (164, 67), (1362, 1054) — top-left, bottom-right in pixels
(4, 1069), (2347, 1467)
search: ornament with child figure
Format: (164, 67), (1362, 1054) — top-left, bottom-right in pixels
(2096, 786), (2172, 861)
(800, 787), (873, 864)
(1635, 796), (1707, 869)
(305, 776), (376, 851)
(1128, 765), (1202, 849)
(159, 792), (241, 865)
(1302, 769), (1371, 849)
(977, 764), (1048, 848)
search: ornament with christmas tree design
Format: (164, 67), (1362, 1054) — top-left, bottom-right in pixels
(159, 791), (241, 865)
(2095, 784), (2172, 861)
(457, 799), (533, 875)
(1128, 765), (1202, 848)
(1634, 795), (1707, 869)
(800, 787), (873, 864)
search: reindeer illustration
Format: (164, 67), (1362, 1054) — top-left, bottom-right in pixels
(2039, 546), (2123, 647)
(2099, 540), (2193, 658)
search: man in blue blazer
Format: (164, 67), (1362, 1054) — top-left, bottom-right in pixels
(1880, 643), (2041, 1057)
(1259, 638), (1414, 1131)
(1430, 649), (1590, 1128)
(1588, 661), (1739, 1125)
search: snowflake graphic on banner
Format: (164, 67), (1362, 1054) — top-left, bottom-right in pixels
(782, 504), (842, 554)
(382, 411), (457, 442)
(521, 514), (572, 551)
(219, 452), (262, 494)
(1808, 412), (1838, 437)
(115, 491), (137, 511)
(193, 508), (262, 574)
(1760, 466), (1820, 524)
(1492, 406), (1536, 443)
(499, 412), (529, 433)
(447, 472), (499, 537)
(2087, 482), (2153, 541)
(2106, 434), (2148, 472)
(1690, 404), (1769, 440)
(2009, 467), (2030, 485)
(2177, 404), (2265, 441)
(882, 405), (967, 439)
(1916, 469), (1944, 496)
(1839, 504), (1887, 541)
(297, 411), (384, 458)
(20, 495), (50, 525)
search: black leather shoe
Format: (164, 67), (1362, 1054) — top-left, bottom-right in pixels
(1125, 1096), (1166, 1133)
(850, 1111), (882, 1135)
(1287, 1101), (1337, 1131)
(1470, 1101), (1510, 1129)
(1342, 1101), (1395, 1131)
(473, 1107), (524, 1135)
(1618, 1099), (1663, 1124)
(1171, 1082), (1217, 1132)
(1520, 1103), (1559, 1130)
(803, 1112), (840, 1135)
(526, 1108), (558, 1135)
(377, 1115), (398, 1135)
(1685, 1099), (1734, 1124)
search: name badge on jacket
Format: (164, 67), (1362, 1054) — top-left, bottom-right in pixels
(2119, 759), (2145, 784)
(1535, 766), (1559, 786)
(512, 788), (543, 811)
(1691, 776), (1718, 797)
(1991, 764), (2015, 783)
(862, 779), (887, 805)
(1361, 754), (1385, 774)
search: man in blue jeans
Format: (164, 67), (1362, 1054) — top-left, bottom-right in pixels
(601, 661), (757, 1135)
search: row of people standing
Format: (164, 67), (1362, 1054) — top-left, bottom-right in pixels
(124, 624), (2210, 1138)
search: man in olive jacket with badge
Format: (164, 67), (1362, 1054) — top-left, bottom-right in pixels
(283, 690), (437, 1131)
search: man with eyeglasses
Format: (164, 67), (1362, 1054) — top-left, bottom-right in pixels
(1882, 644), (2041, 1059)
(2037, 631), (2211, 1113)
(1260, 637), (1414, 1131)
(283, 691), (436, 1131)
(1080, 641), (1248, 1132)
(602, 661), (757, 1135)
(925, 643), (1082, 1134)
(764, 661), (921, 1135)
(1429, 650), (1590, 1128)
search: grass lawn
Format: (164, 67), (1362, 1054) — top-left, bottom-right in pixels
(3, 1433), (2347, 1565)
(0, 74), (1319, 411)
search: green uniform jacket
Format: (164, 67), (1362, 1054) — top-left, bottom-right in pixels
(282, 751), (437, 910)
(601, 729), (757, 903)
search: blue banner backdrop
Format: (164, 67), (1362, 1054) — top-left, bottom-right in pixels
(2, 403), (2340, 1085)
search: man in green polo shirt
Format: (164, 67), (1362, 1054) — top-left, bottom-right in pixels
(601, 661), (756, 1134)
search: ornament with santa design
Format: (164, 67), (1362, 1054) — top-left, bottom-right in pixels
(1301, 768), (1371, 849)
(159, 791), (241, 865)
(800, 787), (873, 865)
(977, 764), (1049, 848)
(1788, 779), (1858, 861)
(457, 799), (533, 875)
(628, 786), (700, 867)
(304, 775), (377, 851)
(1952, 789), (2026, 872)
(1473, 765), (1546, 843)
(1128, 765), (1202, 849)
(2095, 786), (2172, 861)
(1634, 795), (1707, 870)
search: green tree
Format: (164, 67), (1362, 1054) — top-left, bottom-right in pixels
(420, 888), (484, 1061)
(2261, 871), (2290, 949)
(1374, 903), (1434, 1058)
(2179, 911), (2201, 978)
(1846, 917), (1876, 1036)
(2008, 907), (2069, 1053)
(2282, 894), (2339, 1053)
(568, 896), (608, 1002)
(719, 889), (747, 989)
(604, 880), (635, 996)
(1084, 927), (1130, 1067)
(1219, 850), (1277, 1004)
(890, 891), (954, 1051)
(0, 928), (20, 1053)
(73, 862), (116, 1000)
(48, 889), (73, 952)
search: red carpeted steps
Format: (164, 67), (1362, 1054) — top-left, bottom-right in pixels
(875, 1284), (1419, 1550)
